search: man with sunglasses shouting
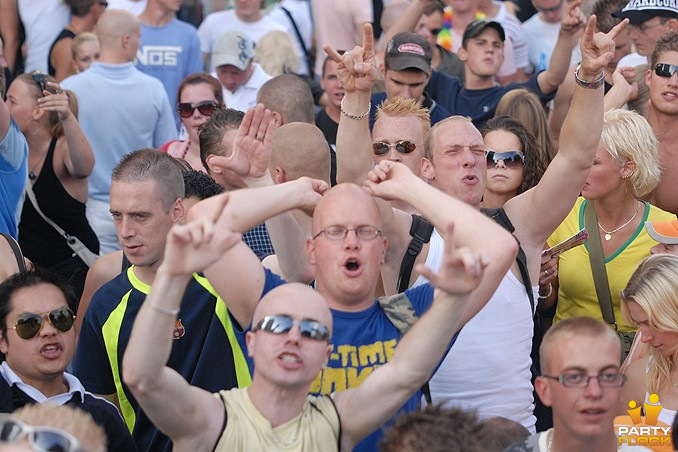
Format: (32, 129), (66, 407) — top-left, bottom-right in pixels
(0, 268), (135, 451)
(122, 184), (512, 451)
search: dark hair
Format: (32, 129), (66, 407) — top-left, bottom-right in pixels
(182, 169), (225, 200)
(66, 0), (96, 17)
(176, 72), (224, 109)
(423, 2), (444, 15)
(321, 51), (345, 78)
(651, 31), (678, 67)
(0, 268), (77, 338)
(481, 116), (549, 195)
(199, 108), (245, 170)
(590, 0), (628, 32)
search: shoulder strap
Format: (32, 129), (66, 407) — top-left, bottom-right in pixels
(397, 215), (434, 293)
(0, 233), (25, 272)
(582, 200), (617, 328)
(280, 6), (313, 76)
(482, 208), (534, 313)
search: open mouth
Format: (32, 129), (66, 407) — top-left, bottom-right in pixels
(345, 258), (360, 271)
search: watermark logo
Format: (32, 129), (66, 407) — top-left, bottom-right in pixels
(616, 394), (672, 450)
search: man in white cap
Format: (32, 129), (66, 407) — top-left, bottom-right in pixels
(210, 29), (272, 112)
(646, 219), (678, 255)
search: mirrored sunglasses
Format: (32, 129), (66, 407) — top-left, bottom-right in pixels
(253, 315), (330, 341)
(654, 63), (678, 78)
(372, 140), (417, 156)
(0, 416), (85, 452)
(486, 150), (525, 169)
(177, 101), (220, 118)
(13, 307), (75, 340)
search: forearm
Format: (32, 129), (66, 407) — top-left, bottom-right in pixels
(336, 90), (373, 184)
(604, 83), (634, 111)
(539, 31), (579, 93)
(61, 113), (95, 177)
(380, 0), (428, 47)
(0, 0), (19, 72)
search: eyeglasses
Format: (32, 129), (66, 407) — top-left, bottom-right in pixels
(253, 315), (330, 341)
(654, 63), (678, 78)
(13, 307), (76, 340)
(541, 372), (627, 388)
(429, 27), (442, 36)
(372, 140), (417, 156)
(177, 101), (220, 118)
(0, 416), (85, 452)
(312, 225), (382, 241)
(486, 150), (525, 169)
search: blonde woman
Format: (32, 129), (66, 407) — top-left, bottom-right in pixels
(71, 32), (100, 73)
(621, 254), (678, 426)
(254, 30), (299, 77)
(545, 109), (675, 333)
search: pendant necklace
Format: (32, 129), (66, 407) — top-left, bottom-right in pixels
(28, 154), (47, 180)
(598, 203), (639, 241)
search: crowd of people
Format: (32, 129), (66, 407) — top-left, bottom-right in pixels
(2, 0), (678, 451)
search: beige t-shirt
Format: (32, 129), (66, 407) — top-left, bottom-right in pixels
(213, 388), (340, 451)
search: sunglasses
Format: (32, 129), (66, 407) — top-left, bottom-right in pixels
(486, 150), (526, 169)
(0, 416), (85, 452)
(177, 101), (220, 118)
(372, 140), (417, 156)
(30, 71), (50, 96)
(13, 307), (75, 340)
(253, 315), (330, 342)
(654, 63), (678, 78)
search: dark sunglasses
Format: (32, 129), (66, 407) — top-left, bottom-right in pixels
(30, 71), (50, 96)
(0, 416), (85, 452)
(177, 101), (220, 118)
(372, 140), (417, 156)
(429, 27), (442, 36)
(13, 307), (75, 340)
(486, 150), (526, 169)
(654, 63), (678, 78)
(253, 315), (330, 341)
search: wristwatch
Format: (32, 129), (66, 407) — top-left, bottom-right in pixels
(574, 64), (605, 89)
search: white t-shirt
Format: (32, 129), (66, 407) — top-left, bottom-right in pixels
(268, 0), (313, 76)
(523, 15), (581, 73)
(18, 0), (70, 73)
(107, 0), (147, 15)
(213, 63), (272, 112)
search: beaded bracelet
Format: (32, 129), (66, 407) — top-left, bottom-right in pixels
(340, 97), (371, 121)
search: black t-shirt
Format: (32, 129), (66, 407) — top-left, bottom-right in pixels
(315, 109), (338, 186)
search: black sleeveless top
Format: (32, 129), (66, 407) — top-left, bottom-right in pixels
(47, 28), (76, 77)
(19, 138), (99, 266)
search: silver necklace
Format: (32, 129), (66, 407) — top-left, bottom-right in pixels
(598, 203), (639, 241)
(270, 409), (304, 447)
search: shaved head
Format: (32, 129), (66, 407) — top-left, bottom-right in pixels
(270, 123), (331, 184)
(96, 9), (139, 49)
(312, 184), (382, 235)
(256, 74), (315, 124)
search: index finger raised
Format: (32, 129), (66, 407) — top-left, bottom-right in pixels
(362, 23), (374, 55)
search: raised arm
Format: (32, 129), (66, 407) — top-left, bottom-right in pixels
(507, 17), (630, 255)
(38, 82), (94, 178)
(334, 222), (492, 448)
(536, 0), (585, 94)
(379, 0), (430, 48)
(0, 1), (19, 73)
(123, 198), (241, 451)
(0, 65), (8, 139)
(364, 160), (518, 304)
(331, 24), (380, 184)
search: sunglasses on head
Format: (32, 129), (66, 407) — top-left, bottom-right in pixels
(177, 101), (220, 118)
(13, 307), (75, 340)
(253, 315), (330, 342)
(372, 140), (417, 156)
(0, 416), (85, 452)
(654, 63), (678, 78)
(486, 150), (526, 169)
(30, 71), (51, 96)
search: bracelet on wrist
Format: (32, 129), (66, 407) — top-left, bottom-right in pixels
(538, 283), (553, 300)
(148, 301), (179, 316)
(340, 97), (371, 121)
(574, 64), (605, 89)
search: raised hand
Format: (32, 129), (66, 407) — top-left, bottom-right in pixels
(363, 160), (418, 201)
(36, 81), (72, 122)
(560, 0), (585, 36)
(294, 176), (330, 216)
(580, 15), (629, 78)
(324, 23), (380, 94)
(415, 222), (489, 296)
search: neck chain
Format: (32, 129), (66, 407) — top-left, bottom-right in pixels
(28, 152), (48, 181)
(270, 409), (304, 447)
(598, 202), (639, 241)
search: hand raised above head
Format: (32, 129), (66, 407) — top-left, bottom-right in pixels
(324, 23), (380, 94)
(363, 160), (418, 201)
(580, 15), (629, 78)
(560, 0), (585, 35)
(36, 81), (71, 121)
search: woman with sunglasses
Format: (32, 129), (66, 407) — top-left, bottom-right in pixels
(546, 109), (675, 340)
(480, 115), (548, 210)
(161, 73), (223, 172)
(6, 73), (98, 300)
(0, 269), (135, 451)
(620, 254), (678, 427)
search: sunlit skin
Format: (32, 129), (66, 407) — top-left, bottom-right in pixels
(372, 115), (426, 177)
(415, 11), (444, 49)
(72, 40), (100, 73)
(321, 59), (344, 118)
(382, 69), (429, 103)
(580, 142), (626, 201)
(627, 301), (678, 357)
(216, 63), (253, 93)
(235, 0), (262, 21)
(483, 130), (524, 205)
(5, 80), (39, 136)
(533, 0), (564, 24)
(647, 51), (678, 116)
(650, 242), (678, 255)
(628, 18), (675, 56)
(458, 28), (504, 79)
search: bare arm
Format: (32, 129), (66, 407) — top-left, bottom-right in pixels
(603, 66), (638, 111)
(379, 0), (430, 49)
(330, 24), (380, 185)
(334, 222), (494, 447)
(0, 0), (19, 72)
(536, 0), (585, 94)
(506, 17), (630, 262)
(76, 251), (123, 335)
(50, 38), (74, 82)
(0, 66), (8, 139)
(123, 200), (241, 451)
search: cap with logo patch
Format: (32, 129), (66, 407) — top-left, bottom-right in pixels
(212, 29), (255, 70)
(385, 32), (433, 75)
(613, 0), (678, 25)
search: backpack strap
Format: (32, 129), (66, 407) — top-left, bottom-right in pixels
(377, 293), (432, 404)
(0, 233), (25, 273)
(396, 215), (434, 293)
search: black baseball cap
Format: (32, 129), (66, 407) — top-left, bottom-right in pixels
(385, 32), (433, 75)
(613, 0), (678, 25)
(462, 20), (506, 47)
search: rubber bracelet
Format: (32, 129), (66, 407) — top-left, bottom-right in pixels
(149, 301), (179, 316)
(340, 97), (371, 120)
(574, 64), (605, 89)
(537, 283), (553, 300)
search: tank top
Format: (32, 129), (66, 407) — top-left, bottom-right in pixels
(19, 138), (99, 266)
(47, 28), (76, 77)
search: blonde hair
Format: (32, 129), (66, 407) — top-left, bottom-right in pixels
(621, 254), (678, 394)
(424, 115), (474, 161)
(255, 30), (300, 76)
(376, 96), (431, 145)
(14, 404), (107, 452)
(600, 109), (660, 198)
(71, 32), (99, 59)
